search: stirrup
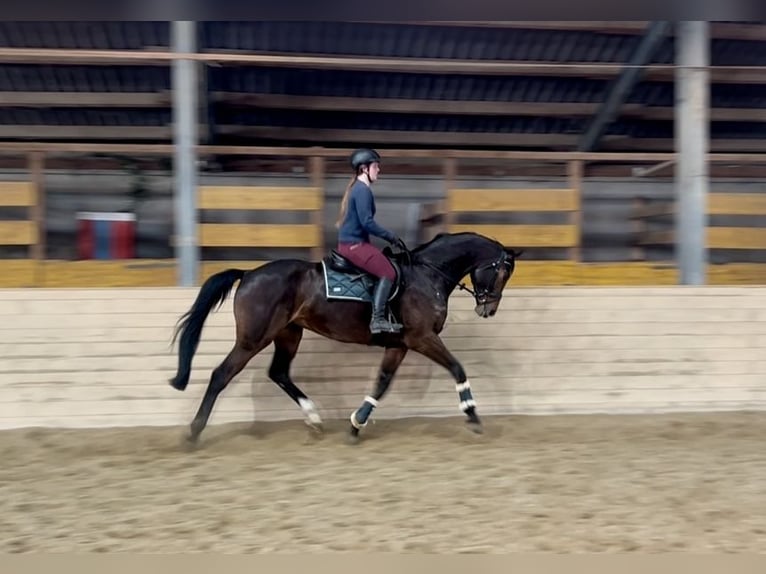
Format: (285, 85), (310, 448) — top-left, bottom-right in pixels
(370, 317), (403, 334)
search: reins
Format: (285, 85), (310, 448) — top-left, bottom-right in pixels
(408, 249), (511, 302)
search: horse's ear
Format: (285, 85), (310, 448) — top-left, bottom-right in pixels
(508, 249), (524, 259)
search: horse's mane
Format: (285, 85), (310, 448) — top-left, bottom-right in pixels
(410, 231), (505, 256)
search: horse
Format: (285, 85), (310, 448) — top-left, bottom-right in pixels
(169, 231), (522, 445)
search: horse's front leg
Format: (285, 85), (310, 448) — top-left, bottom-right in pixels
(411, 334), (482, 434)
(348, 346), (408, 444)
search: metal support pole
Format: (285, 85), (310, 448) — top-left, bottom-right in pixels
(579, 21), (670, 152)
(172, 21), (199, 286)
(675, 21), (709, 285)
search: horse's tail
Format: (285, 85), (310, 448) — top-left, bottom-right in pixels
(169, 268), (246, 391)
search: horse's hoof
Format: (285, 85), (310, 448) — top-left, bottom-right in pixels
(347, 427), (361, 445)
(168, 377), (185, 392)
(305, 420), (324, 435)
(466, 420), (484, 435)
(181, 434), (200, 451)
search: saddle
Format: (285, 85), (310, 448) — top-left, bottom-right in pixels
(321, 249), (401, 304)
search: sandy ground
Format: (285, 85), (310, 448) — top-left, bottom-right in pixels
(1, 412), (765, 553)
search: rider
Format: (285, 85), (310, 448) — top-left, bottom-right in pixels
(336, 147), (407, 334)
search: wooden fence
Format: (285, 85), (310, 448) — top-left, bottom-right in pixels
(197, 158), (325, 273)
(0, 146), (765, 287)
(420, 158), (583, 264)
(1, 286), (765, 430)
(633, 191), (766, 254)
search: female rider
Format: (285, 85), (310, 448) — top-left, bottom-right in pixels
(335, 148), (407, 334)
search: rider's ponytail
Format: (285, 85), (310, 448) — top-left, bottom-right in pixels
(335, 174), (357, 228)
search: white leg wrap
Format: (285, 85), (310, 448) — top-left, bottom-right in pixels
(350, 410), (367, 429)
(457, 379), (475, 412)
(459, 399), (477, 412)
(298, 398), (322, 425)
(363, 395), (379, 407)
(350, 396), (379, 430)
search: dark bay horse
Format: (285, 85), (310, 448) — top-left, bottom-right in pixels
(169, 231), (521, 444)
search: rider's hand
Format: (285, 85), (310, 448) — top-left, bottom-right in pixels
(393, 237), (408, 252)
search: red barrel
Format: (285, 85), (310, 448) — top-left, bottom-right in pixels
(77, 212), (136, 260)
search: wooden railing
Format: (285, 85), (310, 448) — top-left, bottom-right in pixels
(0, 181), (37, 252)
(450, 158), (581, 257)
(198, 186), (323, 252)
(421, 186), (580, 259)
(633, 192), (766, 250)
(0, 145), (764, 287)
(631, 191), (766, 284)
(197, 178), (325, 278)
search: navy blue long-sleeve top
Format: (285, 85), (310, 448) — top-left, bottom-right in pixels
(337, 180), (396, 244)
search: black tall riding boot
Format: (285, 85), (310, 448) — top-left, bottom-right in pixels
(370, 277), (403, 334)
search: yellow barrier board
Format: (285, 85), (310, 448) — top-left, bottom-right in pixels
(0, 259), (763, 288)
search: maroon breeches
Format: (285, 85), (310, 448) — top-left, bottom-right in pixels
(337, 241), (396, 281)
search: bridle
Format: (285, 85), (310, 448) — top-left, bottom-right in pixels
(417, 249), (514, 306)
(464, 250), (515, 305)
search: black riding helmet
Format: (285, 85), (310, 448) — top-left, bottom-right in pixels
(350, 148), (381, 171)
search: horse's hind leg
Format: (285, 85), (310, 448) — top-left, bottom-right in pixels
(348, 346), (408, 444)
(268, 323), (323, 433)
(188, 341), (264, 443)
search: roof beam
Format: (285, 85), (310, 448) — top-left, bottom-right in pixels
(0, 126), (171, 139)
(578, 21), (672, 152)
(412, 21), (766, 41)
(626, 106), (766, 122)
(414, 21), (651, 33)
(0, 125), (761, 153)
(217, 92), (766, 122)
(2, 90), (764, 123)
(0, 47), (762, 84)
(601, 137), (766, 153)
(0, 140), (758, 163)
(215, 125), (603, 149)
(214, 92), (644, 116)
(0, 47), (669, 77)
(0, 91), (170, 107)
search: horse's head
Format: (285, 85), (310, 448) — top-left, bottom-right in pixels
(411, 232), (523, 316)
(469, 248), (522, 318)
